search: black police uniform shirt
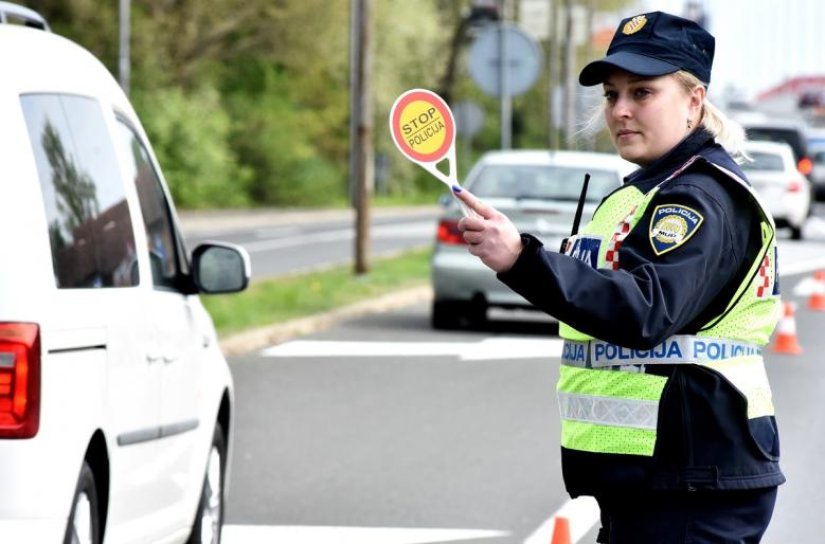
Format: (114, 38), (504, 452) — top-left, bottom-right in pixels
(497, 129), (785, 495)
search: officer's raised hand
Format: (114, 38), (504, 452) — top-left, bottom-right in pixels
(453, 186), (523, 273)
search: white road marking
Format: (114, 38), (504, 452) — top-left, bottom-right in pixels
(779, 254), (825, 276)
(223, 525), (509, 544)
(243, 222), (433, 253)
(792, 275), (821, 296)
(260, 337), (564, 360)
(254, 226), (302, 238)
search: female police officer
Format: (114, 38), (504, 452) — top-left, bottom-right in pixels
(453, 11), (784, 543)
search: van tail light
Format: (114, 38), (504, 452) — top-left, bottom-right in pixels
(798, 157), (813, 176)
(787, 179), (804, 193)
(0, 323), (40, 439)
(436, 219), (466, 245)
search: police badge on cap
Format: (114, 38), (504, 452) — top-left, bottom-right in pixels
(579, 11), (715, 87)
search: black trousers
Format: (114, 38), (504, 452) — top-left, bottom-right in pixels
(595, 487), (778, 544)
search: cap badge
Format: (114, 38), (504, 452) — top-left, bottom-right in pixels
(622, 15), (647, 35)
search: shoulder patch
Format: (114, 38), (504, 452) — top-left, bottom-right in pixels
(649, 204), (704, 255)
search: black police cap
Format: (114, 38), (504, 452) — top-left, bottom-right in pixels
(579, 11), (715, 87)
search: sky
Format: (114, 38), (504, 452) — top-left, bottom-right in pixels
(634, 0), (825, 103)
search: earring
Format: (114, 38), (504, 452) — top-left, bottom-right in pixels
(687, 118), (693, 129)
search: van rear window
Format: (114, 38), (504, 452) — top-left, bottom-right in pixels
(21, 94), (139, 288)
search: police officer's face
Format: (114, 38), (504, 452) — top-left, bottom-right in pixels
(603, 70), (704, 166)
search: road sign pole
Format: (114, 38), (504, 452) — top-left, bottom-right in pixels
(468, 22), (542, 149)
(499, 20), (512, 149)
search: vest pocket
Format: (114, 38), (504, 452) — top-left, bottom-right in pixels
(747, 416), (780, 461)
(691, 364), (780, 463)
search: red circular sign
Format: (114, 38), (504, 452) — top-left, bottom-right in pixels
(390, 89), (455, 163)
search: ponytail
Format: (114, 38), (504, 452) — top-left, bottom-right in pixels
(674, 71), (749, 160)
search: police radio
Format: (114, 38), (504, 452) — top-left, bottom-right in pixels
(560, 173), (590, 253)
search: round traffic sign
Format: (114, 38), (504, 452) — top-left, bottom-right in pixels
(468, 23), (543, 97)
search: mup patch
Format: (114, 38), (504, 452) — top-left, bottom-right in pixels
(649, 204), (703, 255)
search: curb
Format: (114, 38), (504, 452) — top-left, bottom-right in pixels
(218, 285), (433, 357)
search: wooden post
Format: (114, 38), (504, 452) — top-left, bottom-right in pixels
(349, 0), (374, 275)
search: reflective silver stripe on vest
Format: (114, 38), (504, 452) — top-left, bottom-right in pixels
(557, 392), (659, 430)
(561, 335), (762, 368)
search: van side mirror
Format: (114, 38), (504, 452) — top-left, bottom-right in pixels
(191, 242), (251, 294)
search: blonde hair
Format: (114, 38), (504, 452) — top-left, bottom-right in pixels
(580, 71), (749, 160)
(672, 71), (748, 159)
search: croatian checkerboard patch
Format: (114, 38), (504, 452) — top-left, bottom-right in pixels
(649, 204), (703, 255)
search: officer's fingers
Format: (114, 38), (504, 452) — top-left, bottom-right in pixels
(457, 215), (486, 233)
(461, 229), (485, 245)
(452, 187), (495, 220)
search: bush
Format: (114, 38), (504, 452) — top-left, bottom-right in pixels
(224, 64), (347, 207)
(132, 85), (253, 209)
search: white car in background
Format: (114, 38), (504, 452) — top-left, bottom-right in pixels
(430, 149), (636, 329)
(0, 4), (249, 543)
(741, 140), (812, 240)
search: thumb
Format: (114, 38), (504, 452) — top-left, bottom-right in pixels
(452, 186), (494, 219)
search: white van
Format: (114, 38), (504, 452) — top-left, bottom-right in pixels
(0, 4), (249, 543)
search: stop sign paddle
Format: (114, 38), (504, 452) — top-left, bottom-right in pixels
(389, 89), (474, 217)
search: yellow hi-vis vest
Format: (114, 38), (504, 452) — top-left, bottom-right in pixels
(557, 156), (782, 457)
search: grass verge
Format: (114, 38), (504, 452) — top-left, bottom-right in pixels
(201, 247), (432, 336)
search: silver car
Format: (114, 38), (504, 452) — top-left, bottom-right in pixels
(430, 149), (636, 329)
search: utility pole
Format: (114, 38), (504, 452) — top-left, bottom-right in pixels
(498, 0), (511, 149)
(585, 0), (595, 150)
(547, 0), (558, 149)
(118, 0), (130, 95)
(562, 0), (575, 149)
(349, 0), (374, 275)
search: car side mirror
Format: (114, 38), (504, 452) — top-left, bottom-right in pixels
(191, 242), (251, 294)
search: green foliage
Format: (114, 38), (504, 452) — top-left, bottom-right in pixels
(201, 247), (431, 335)
(30, 0), (635, 210)
(223, 61), (347, 207)
(131, 85), (253, 209)
(373, 0), (452, 197)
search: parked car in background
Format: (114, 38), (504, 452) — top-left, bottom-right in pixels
(0, 4), (249, 543)
(430, 150), (635, 329)
(741, 140), (811, 240)
(809, 143), (825, 201)
(807, 129), (825, 200)
(742, 119), (814, 179)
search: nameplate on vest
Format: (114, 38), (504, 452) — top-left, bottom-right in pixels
(592, 340), (684, 365)
(562, 336), (763, 368)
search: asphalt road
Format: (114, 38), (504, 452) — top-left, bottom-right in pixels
(180, 206), (441, 279)
(221, 235), (825, 544)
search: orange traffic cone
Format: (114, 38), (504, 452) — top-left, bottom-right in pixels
(771, 301), (802, 355)
(550, 516), (571, 544)
(807, 270), (825, 311)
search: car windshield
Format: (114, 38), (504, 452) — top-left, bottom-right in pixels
(746, 128), (805, 160)
(741, 152), (785, 172)
(469, 165), (619, 202)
